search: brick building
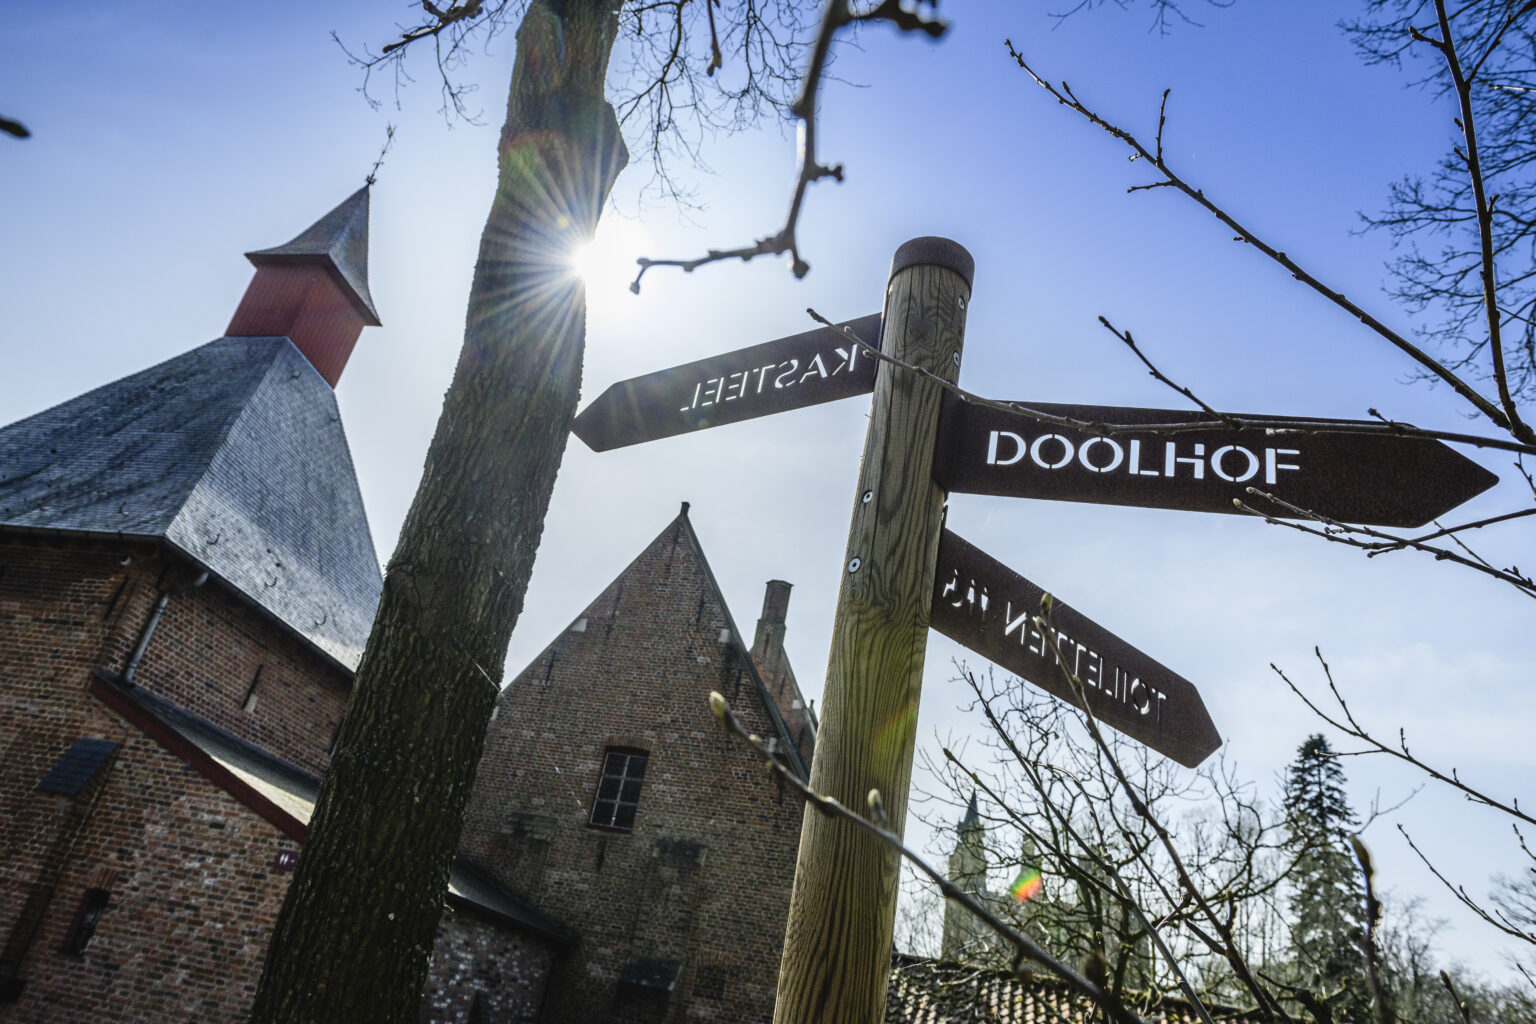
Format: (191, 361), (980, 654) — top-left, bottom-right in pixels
(459, 505), (815, 1023)
(0, 186), (818, 1022)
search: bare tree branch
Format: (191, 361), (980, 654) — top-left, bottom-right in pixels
(1399, 825), (1536, 946)
(1425, 0), (1530, 439)
(705, 689), (1149, 1024)
(1234, 488), (1536, 595)
(1272, 650), (1536, 826)
(629, 0), (947, 290)
(942, 744), (1219, 1024)
(1004, 38), (1536, 446)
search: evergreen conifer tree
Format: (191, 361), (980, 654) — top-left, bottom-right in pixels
(1283, 734), (1370, 1022)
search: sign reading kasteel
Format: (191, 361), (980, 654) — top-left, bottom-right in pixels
(932, 393), (1498, 528)
(572, 314), (882, 452)
(930, 529), (1220, 767)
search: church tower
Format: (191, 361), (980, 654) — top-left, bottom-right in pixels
(0, 186), (392, 1019)
(941, 792), (990, 960)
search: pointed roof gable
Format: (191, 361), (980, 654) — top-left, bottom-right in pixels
(514, 506), (811, 780)
(246, 186), (380, 326)
(0, 337), (382, 669)
(960, 791), (980, 830)
(672, 510), (812, 780)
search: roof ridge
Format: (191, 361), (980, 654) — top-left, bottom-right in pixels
(674, 513), (809, 781)
(501, 507), (809, 781)
(170, 338), (294, 526)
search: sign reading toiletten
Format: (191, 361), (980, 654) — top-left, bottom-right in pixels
(930, 529), (1220, 767)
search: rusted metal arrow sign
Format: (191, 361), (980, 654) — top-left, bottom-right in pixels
(930, 529), (1220, 768)
(933, 394), (1498, 528)
(572, 314), (882, 451)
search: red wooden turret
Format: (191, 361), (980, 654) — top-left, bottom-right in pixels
(226, 186), (381, 387)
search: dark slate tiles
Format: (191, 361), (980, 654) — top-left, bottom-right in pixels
(167, 339), (382, 667)
(0, 337), (383, 669)
(246, 186), (380, 325)
(0, 339), (276, 536)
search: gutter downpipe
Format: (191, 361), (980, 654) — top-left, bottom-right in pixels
(122, 571), (209, 686)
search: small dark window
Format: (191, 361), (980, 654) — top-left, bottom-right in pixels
(590, 749), (648, 831)
(35, 739), (120, 797)
(64, 888), (111, 956)
(242, 665), (263, 713)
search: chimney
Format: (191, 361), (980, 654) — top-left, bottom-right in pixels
(226, 186), (381, 388)
(752, 580), (793, 686)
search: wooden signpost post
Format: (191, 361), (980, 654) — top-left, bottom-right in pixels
(770, 238), (971, 1024)
(569, 235), (1500, 1024)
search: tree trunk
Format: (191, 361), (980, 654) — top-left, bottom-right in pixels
(249, 2), (627, 1020)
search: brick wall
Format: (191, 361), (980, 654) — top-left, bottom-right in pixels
(0, 537), (348, 780)
(0, 720), (300, 1023)
(127, 571), (351, 777)
(0, 534), (561, 1022)
(1, 539), (152, 959)
(461, 514), (805, 1024)
(2, 517), (818, 1024)
(0, 537), (327, 1019)
(749, 579), (816, 769)
(421, 909), (558, 1023)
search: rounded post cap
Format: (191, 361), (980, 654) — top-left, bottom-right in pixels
(890, 237), (974, 290)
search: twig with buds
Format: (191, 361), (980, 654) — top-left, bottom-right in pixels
(706, 690), (1147, 1024)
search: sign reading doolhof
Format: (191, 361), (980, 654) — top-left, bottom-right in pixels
(930, 530), (1220, 767)
(933, 393), (1499, 528)
(572, 314), (883, 451)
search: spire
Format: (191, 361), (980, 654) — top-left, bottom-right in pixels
(961, 791), (979, 829)
(245, 187), (380, 325)
(226, 186), (381, 387)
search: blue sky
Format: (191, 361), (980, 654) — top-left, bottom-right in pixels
(4, 0), (1531, 979)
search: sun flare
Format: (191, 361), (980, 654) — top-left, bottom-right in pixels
(565, 216), (652, 317)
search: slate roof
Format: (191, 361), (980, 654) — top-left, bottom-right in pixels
(246, 186), (380, 326)
(0, 336), (382, 669)
(90, 674), (577, 948)
(886, 955), (1257, 1024)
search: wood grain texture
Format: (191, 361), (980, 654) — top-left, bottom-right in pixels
(773, 254), (970, 1024)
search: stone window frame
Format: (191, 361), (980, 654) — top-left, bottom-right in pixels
(589, 746), (649, 832)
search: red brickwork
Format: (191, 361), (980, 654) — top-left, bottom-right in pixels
(3, 515), (816, 1023)
(0, 537), (336, 1018)
(2, 538), (160, 974)
(0, 537), (348, 780)
(750, 580), (816, 768)
(460, 512), (809, 1024)
(0, 723), (299, 1023)
(125, 570), (351, 778)
(1, 534), (565, 1022)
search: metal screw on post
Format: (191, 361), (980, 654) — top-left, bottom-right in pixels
(773, 236), (974, 1024)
